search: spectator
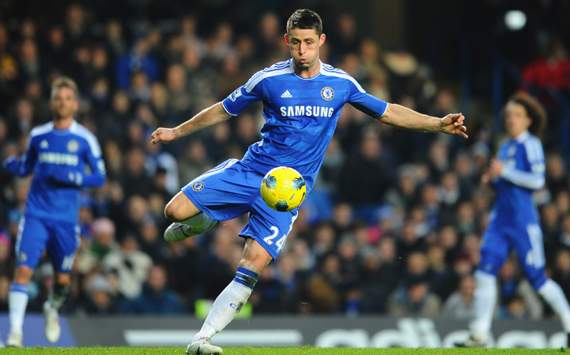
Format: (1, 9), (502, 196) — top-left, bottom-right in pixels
(82, 273), (119, 314)
(338, 128), (394, 222)
(77, 218), (120, 274)
(442, 275), (476, 319)
(387, 277), (441, 317)
(522, 37), (570, 90)
(116, 38), (159, 90)
(303, 253), (342, 313)
(120, 265), (185, 314)
(103, 235), (153, 299)
(553, 250), (570, 300)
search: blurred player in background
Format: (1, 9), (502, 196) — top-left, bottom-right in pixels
(458, 93), (570, 347)
(2, 77), (106, 347)
(151, 9), (467, 354)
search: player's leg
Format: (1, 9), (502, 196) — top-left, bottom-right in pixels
(7, 266), (33, 347)
(187, 197), (298, 355)
(163, 191), (218, 242)
(43, 220), (80, 343)
(458, 224), (509, 347)
(8, 217), (48, 347)
(164, 190), (201, 221)
(188, 238), (271, 355)
(163, 159), (242, 242)
(516, 224), (570, 345)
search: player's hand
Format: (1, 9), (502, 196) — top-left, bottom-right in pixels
(488, 159), (503, 178)
(151, 127), (177, 144)
(440, 113), (468, 139)
(47, 167), (83, 187)
(481, 159), (503, 184)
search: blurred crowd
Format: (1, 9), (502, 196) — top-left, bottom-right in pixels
(1, 3), (570, 322)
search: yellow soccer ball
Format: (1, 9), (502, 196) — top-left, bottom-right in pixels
(260, 166), (307, 212)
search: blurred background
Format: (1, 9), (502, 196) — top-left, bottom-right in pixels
(0, 0), (569, 347)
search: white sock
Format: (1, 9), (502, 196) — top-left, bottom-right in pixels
(538, 279), (570, 332)
(193, 280), (253, 341)
(470, 271), (497, 341)
(9, 283), (29, 335)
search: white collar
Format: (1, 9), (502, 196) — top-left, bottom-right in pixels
(514, 131), (530, 142)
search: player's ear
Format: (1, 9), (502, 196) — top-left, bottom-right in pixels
(283, 33), (290, 45)
(319, 33), (326, 47)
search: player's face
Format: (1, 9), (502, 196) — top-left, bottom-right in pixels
(51, 87), (79, 119)
(285, 28), (326, 70)
(504, 101), (531, 138)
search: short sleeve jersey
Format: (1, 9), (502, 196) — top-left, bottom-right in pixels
(222, 59), (388, 190)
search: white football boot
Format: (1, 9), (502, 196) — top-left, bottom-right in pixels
(43, 301), (61, 343)
(454, 334), (487, 348)
(186, 338), (223, 354)
(164, 213), (218, 243)
(6, 331), (23, 347)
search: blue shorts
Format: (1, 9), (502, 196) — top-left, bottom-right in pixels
(182, 159), (298, 260)
(16, 215), (80, 273)
(478, 219), (547, 289)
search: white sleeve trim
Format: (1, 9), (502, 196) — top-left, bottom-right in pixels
(244, 66), (293, 93)
(320, 67), (365, 93)
(221, 100), (238, 117)
(523, 137), (544, 163)
(501, 166), (545, 190)
(379, 102), (389, 117)
(30, 122), (54, 137)
(71, 124), (102, 158)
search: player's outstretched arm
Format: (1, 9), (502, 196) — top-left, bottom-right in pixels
(3, 145), (37, 177)
(380, 104), (468, 139)
(151, 102), (230, 144)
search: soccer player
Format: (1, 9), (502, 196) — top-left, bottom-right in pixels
(3, 77), (106, 347)
(151, 9), (467, 354)
(457, 93), (570, 347)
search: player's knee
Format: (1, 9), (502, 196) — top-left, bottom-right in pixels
(164, 199), (184, 221)
(55, 273), (71, 286)
(527, 270), (547, 290)
(477, 250), (504, 276)
(164, 202), (176, 220)
(164, 193), (199, 221)
(14, 266), (33, 284)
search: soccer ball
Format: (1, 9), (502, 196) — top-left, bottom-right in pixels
(260, 166), (307, 212)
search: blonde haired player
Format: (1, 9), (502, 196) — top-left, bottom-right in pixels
(3, 77), (106, 347)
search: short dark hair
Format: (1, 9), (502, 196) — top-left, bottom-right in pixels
(508, 92), (546, 137)
(286, 9), (323, 35)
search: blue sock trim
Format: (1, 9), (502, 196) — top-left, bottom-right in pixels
(233, 267), (258, 289)
(10, 283), (28, 294)
(236, 267), (258, 278)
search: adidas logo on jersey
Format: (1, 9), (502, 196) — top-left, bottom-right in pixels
(280, 90), (293, 98)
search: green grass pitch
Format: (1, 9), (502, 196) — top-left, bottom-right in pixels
(0, 348), (567, 354)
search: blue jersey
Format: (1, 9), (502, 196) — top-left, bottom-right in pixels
(479, 131), (547, 289)
(4, 121), (106, 223)
(222, 59), (388, 191)
(492, 131), (545, 225)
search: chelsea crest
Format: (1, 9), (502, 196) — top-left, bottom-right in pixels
(321, 86), (334, 101)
